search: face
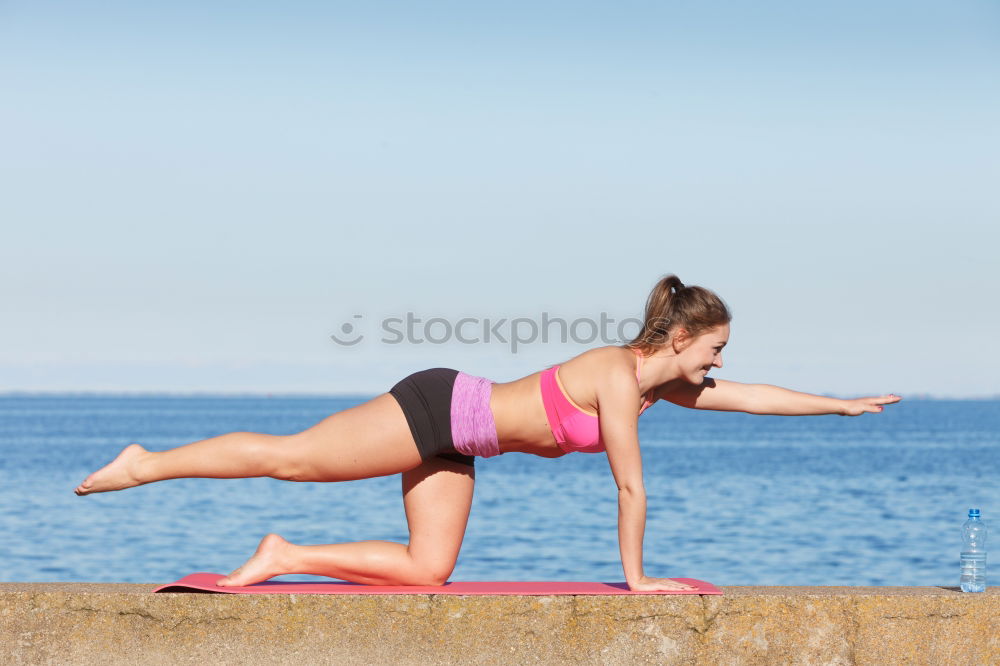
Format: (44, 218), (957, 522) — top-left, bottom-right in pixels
(675, 323), (729, 383)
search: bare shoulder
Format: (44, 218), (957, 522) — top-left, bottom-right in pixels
(549, 346), (641, 415)
(558, 345), (635, 372)
(654, 377), (713, 403)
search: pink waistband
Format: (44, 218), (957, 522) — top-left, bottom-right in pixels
(450, 371), (500, 458)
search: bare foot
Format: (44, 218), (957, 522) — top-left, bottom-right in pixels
(74, 443), (149, 495)
(216, 533), (292, 587)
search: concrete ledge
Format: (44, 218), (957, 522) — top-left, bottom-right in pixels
(1, 584), (997, 664)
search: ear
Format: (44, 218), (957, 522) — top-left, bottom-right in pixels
(671, 327), (693, 352)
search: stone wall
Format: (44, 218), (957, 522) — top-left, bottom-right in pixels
(1, 584), (997, 664)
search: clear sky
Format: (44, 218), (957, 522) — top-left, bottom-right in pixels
(2, 1), (998, 397)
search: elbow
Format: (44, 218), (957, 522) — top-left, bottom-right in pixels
(618, 484), (646, 500)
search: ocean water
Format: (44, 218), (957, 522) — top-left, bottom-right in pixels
(1, 394), (997, 586)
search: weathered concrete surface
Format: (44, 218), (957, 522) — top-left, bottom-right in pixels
(1, 584), (997, 665)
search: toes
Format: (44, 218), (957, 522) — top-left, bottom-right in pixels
(216, 567), (244, 586)
(216, 572), (242, 586)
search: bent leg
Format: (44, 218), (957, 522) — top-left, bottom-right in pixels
(217, 456), (475, 586)
(75, 392), (424, 495)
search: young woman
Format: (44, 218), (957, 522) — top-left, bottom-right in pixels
(75, 274), (901, 591)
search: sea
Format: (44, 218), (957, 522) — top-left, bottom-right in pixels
(1, 394), (997, 587)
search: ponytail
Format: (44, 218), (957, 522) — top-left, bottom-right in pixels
(625, 274), (731, 355)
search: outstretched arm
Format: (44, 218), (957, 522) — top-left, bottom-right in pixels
(661, 378), (902, 416)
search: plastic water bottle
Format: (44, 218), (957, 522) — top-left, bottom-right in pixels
(960, 508), (987, 593)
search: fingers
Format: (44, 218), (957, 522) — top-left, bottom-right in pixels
(866, 394), (902, 412)
(843, 394), (901, 416)
(630, 577), (697, 591)
(658, 578), (696, 590)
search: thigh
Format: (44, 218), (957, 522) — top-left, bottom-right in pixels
(402, 456), (475, 576)
(291, 393), (425, 481)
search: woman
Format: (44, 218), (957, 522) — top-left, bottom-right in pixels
(75, 275), (901, 591)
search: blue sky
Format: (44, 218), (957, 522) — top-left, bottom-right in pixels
(2, 1), (998, 397)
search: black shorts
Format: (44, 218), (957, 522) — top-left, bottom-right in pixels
(389, 367), (475, 468)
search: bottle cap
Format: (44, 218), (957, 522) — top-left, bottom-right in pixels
(969, 509), (981, 518)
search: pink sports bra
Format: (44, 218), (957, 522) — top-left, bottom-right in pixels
(539, 348), (655, 454)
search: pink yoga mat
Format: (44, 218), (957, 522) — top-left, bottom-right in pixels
(154, 572), (722, 595)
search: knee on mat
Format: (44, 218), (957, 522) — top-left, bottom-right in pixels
(409, 561), (454, 586)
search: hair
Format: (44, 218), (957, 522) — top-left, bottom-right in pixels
(625, 274), (732, 356)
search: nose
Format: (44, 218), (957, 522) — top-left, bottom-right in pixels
(714, 353), (723, 369)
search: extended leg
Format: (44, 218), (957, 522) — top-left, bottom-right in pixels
(217, 455), (475, 586)
(73, 432), (297, 496)
(74, 393), (424, 495)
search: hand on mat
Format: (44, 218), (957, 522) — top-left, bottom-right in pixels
(628, 576), (697, 592)
(840, 394), (902, 416)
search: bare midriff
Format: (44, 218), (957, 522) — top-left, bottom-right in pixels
(490, 372), (567, 457)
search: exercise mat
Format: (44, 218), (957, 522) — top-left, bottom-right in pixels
(154, 572), (722, 595)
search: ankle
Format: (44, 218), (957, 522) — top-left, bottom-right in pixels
(131, 449), (154, 485)
(272, 539), (299, 575)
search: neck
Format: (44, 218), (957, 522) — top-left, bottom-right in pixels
(636, 349), (688, 393)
